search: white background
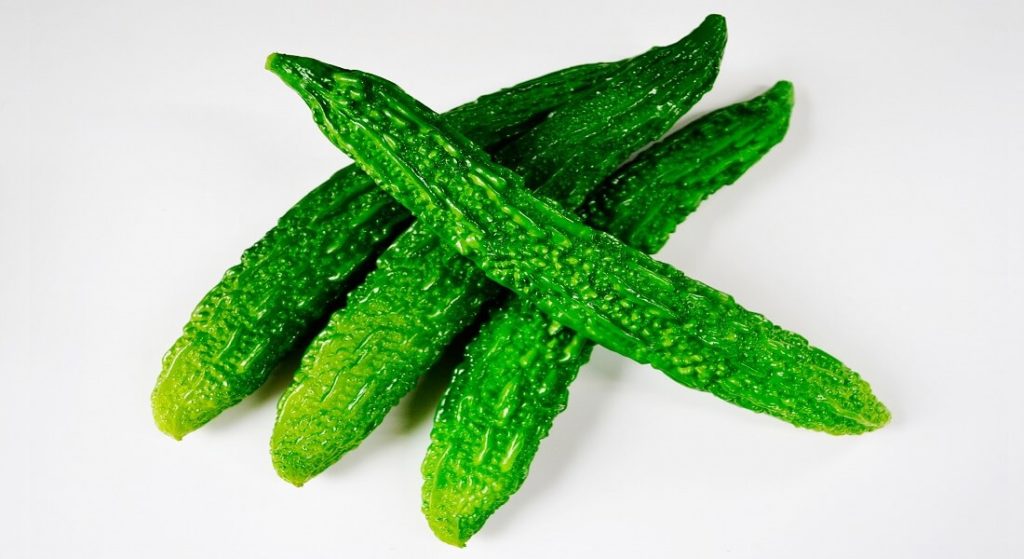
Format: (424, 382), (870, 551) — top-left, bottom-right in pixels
(3, 1), (1021, 557)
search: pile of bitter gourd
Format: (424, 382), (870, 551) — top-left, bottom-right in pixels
(153, 15), (889, 546)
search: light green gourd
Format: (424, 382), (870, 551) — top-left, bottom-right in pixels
(151, 58), (622, 439)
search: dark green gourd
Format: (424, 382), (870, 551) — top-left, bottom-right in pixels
(266, 29), (889, 448)
(151, 59), (622, 439)
(423, 82), (797, 546)
(270, 16), (727, 486)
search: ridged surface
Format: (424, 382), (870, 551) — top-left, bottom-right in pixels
(267, 14), (889, 442)
(423, 298), (591, 546)
(271, 224), (498, 481)
(588, 81), (797, 254)
(151, 60), (620, 439)
(270, 19), (726, 485)
(423, 82), (798, 546)
(152, 168), (404, 439)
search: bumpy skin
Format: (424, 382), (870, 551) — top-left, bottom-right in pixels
(271, 225), (500, 477)
(423, 82), (796, 546)
(151, 60), (621, 439)
(271, 18), (726, 485)
(587, 81), (795, 253)
(267, 27), (890, 438)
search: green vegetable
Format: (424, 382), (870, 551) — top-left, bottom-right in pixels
(270, 17), (727, 486)
(423, 82), (796, 546)
(266, 35), (890, 436)
(151, 59), (622, 439)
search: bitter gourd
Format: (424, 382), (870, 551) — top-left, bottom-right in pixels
(270, 16), (727, 486)
(266, 36), (890, 436)
(151, 58), (621, 439)
(423, 82), (796, 546)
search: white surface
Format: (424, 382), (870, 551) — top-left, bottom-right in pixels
(3, 1), (1022, 557)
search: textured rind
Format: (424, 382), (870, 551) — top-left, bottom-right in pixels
(152, 168), (404, 439)
(588, 81), (796, 254)
(267, 14), (890, 440)
(271, 224), (499, 482)
(270, 19), (726, 485)
(150, 60), (620, 439)
(423, 298), (590, 546)
(423, 82), (798, 546)
(451, 61), (619, 146)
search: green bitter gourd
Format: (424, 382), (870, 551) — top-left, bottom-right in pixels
(423, 82), (796, 546)
(271, 16), (727, 486)
(151, 59), (622, 439)
(266, 33), (889, 439)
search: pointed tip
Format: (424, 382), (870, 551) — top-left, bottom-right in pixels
(265, 52), (313, 75)
(851, 387), (893, 434)
(689, 14), (727, 52)
(693, 14), (726, 43)
(271, 456), (314, 488)
(867, 402), (893, 431)
(151, 393), (213, 441)
(423, 489), (477, 547)
(152, 347), (225, 440)
(281, 469), (310, 488)
(768, 80), (795, 106)
(271, 438), (323, 487)
(156, 425), (185, 441)
(264, 52), (281, 71)
(427, 519), (469, 548)
(154, 414), (189, 441)
(702, 13), (727, 30)
(275, 471), (310, 488)
(739, 80), (795, 124)
(829, 392), (892, 436)
(265, 52), (338, 89)
(152, 396), (195, 441)
(265, 52), (313, 86)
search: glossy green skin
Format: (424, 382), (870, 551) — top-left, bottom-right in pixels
(151, 61), (621, 439)
(267, 23), (890, 439)
(423, 82), (796, 546)
(270, 19), (726, 485)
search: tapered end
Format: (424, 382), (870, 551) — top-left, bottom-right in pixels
(265, 52), (328, 81)
(700, 14), (727, 34)
(430, 524), (469, 548)
(151, 384), (193, 441)
(271, 449), (315, 488)
(152, 405), (187, 441)
(151, 386), (214, 441)
(265, 52), (390, 157)
(802, 372), (892, 436)
(847, 396), (892, 434)
(738, 80), (794, 118)
(267, 53), (344, 97)
(670, 14), (726, 58)
(767, 80), (795, 106)
(265, 52), (283, 72)
(270, 387), (353, 488)
(270, 426), (326, 487)
(152, 346), (229, 440)
(422, 473), (489, 547)
(423, 500), (471, 548)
